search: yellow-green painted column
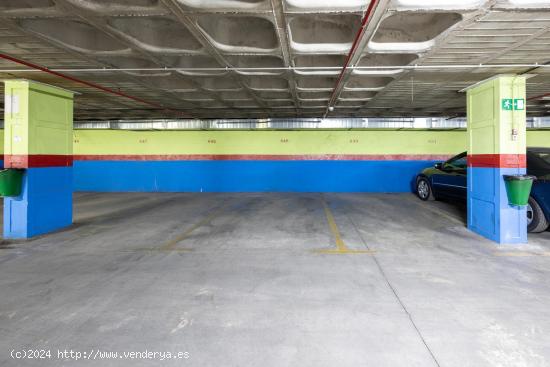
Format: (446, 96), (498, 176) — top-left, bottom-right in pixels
(3, 80), (75, 238)
(465, 75), (527, 243)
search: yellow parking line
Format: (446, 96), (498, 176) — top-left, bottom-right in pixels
(313, 248), (376, 254)
(316, 196), (374, 255)
(126, 248), (194, 253)
(322, 198), (347, 252)
(160, 204), (228, 251)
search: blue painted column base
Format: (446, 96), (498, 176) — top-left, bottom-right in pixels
(3, 167), (73, 239)
(468, 167), (527, 244)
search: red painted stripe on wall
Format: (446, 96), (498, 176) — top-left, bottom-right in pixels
(467, 154), (526, 168)
(72, 154), (452, 162)
(5, 155), (73, 168)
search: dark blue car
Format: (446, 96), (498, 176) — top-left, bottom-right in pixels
(415, 147), (550, 233)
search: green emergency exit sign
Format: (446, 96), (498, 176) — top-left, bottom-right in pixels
(501, 98), (525, 111)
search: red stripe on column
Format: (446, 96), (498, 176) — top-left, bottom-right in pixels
(467, 154), (526, 168)
(72, 154), (453, 161)
(5, 155), (73, 168)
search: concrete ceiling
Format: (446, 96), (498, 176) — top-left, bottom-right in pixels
(1, 0), (550, 120)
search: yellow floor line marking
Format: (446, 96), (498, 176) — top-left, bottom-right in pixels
(322, 198), (347, 252)
(160, 204), (228, 251)
(313, 249), (376, 254)
(127, 248), (194, 253)
(315, 196), (373, 255)
(493, 251), (550, 257)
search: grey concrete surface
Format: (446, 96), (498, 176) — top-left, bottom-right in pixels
(1, 192), (550, 367)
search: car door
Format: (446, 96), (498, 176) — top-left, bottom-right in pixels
(527, 149), (550, 220)
(431, 153), (467, 199)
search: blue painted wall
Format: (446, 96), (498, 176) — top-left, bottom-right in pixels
(73, 160), (437, 192)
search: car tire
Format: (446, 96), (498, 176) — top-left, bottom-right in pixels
(527, 196), (549, 233)
(416, 177), (435, 201)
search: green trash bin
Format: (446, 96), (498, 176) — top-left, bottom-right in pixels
(0, 169), (24, 197)
(503, 174), (536, 206)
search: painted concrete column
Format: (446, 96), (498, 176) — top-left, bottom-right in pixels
(465, 75), (527, 244)
(3, 80), (75, 238)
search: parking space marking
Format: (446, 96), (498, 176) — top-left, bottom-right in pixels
(314, 248), (376, 254)
(314, 196), (375, 255)
(160, 203), (229, 251)
(127, 248), (194, 253)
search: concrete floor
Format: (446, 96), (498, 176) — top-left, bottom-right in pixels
(1, 193), (550, 367)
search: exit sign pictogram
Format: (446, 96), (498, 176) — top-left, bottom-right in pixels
(513, 99), (524, 110)
(501, 98), (525, 111)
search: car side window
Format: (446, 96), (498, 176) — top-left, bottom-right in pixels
(450, 157), (467, 169)
(445, 154), (467, 170)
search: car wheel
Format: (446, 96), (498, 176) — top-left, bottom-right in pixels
(527, 196), (549, 233)
(416, 177), (434, 201)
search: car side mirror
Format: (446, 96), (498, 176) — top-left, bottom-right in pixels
(434, 162), (443, 170)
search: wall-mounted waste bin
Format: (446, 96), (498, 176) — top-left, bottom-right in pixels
(503, 174), (535, 206)
(0, 169), (24, 197)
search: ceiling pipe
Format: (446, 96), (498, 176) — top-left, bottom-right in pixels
(527, 92), (550, 101)
(323, 0), (380, 118)
(3, 64), (550, 73)
(0, 52), (190, 117)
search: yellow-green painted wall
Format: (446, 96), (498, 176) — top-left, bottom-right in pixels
(72, 129), (467, 156)
(526, 130), (550, 147)
(71, 129), (549, 156)
(0, 129), (548, 158)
